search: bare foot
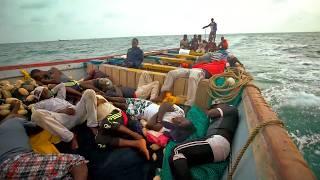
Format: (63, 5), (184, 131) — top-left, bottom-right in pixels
(71, 136), (79, 150)
(152, 92), (166, 103)
(137, 139), (150, 160)
(97, 98), (106, 105)
(90, 127), (98, 136)
(142, 128), (148, 137)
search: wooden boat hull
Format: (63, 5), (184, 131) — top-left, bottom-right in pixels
(0, 49), (315, 179)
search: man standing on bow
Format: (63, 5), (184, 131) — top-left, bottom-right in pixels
(203, 18), (217, 42)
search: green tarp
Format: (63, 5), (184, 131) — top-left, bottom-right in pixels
(161, 105), (229, 180)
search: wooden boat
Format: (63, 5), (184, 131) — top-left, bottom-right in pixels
(0, 48), (315, 180)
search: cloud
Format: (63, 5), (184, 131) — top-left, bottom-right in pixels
(0, 0), (319, 43)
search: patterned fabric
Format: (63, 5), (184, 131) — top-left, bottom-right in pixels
(125, 98), (152, 120)
(96, 110), (123, 149)
(0, 152), (87, 179)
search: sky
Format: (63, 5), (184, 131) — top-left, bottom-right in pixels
(0, 0), (319, 43)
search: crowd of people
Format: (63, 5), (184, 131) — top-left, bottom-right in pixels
(0, 17), (241, 179)
(180, 18), (229, 53)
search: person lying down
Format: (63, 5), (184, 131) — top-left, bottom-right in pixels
(0, 100), (88, 180)
(30, 83), (149, 159)
(169, 103), (239, 180)
(105, 97), (195, 142)
(31, 67), (160, 103)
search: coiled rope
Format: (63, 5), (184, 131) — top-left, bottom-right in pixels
(208, 67), (253, 103)
(208, 67), (285, 179)
(227, 120), (285, 180)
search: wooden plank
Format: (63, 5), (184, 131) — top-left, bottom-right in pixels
(112, 68), (120, 85)
(119, 69), (127, 87)
(127, 70), (136, 89)
(135, 71), (142, 88)
(142, 63), (177, 73)
(173, 78), (186, 96)
(194, 79), (210, 109)
(184, 79), (189, 96)
(105, 66), (113, 80)
(87, 64), (94, 73)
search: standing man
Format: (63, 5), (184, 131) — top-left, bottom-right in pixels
(124, 38), (144, 68)
(203, 18), (217, 42)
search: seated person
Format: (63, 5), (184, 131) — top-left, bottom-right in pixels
(189, 35), (199, 51)
(30, 83), (99, 149)
(169, 103), (239, 180)
(180, 35), (189, 49)
(206, 37), (217, 52)
(196, 40), (207, 53)
(218, 36), (229, 50)
(124, 38), (144, 68)
(0, 100), (88, 180)
(83, 71), (159, 101)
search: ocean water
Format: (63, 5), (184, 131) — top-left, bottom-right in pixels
(0, 32), (319, 177)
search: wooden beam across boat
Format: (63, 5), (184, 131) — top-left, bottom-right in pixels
(162, 53), (199, 60)
(145, 56), (194, 64)
(142, 63), (177, 72)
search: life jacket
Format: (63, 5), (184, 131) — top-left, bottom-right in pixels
(192, 60), (226, 76)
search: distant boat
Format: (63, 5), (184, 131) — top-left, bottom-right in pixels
(58, 39), (69, 41)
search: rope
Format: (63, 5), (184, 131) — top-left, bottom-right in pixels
(205, 29), (207, 41)
(208, 67), (253, 103)
(227, 120), (285, 180)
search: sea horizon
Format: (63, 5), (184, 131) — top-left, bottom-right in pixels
(1, 31), (319, 45)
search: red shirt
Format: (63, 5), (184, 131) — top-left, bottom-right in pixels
(192, 60), (226, 77)
(222, 40), (228, 50)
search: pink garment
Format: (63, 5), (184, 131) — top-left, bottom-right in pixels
(146, 130), (169, 147)
(121, 111), (128, 126)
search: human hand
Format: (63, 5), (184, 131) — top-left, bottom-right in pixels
(58, 107), (75, 115)
(48, 84), (56, 89)
(66, 107), (76, 115)
(10, 100), (21, 114)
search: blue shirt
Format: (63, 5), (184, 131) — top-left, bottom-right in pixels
(0, 117), (34, 163)
(126, 47), (143, 68)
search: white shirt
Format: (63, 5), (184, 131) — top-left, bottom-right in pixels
(34, 83), (74, 112)
(143, 103), (185, 123)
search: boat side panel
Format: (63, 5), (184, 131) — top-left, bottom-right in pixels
(96, 64), (209, 108)
(240, 86), (316, 179)
(120, 69), (128, 87)
(222, 102), (258, 180)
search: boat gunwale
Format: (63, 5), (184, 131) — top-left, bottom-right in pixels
(0, 48), (179, 71)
